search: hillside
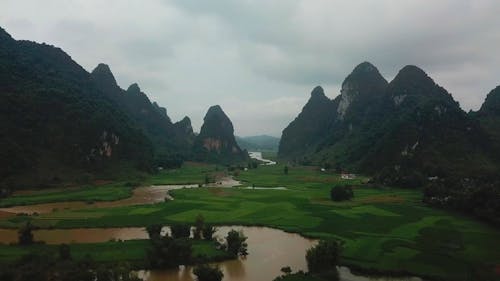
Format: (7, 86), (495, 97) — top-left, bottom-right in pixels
(91, 64), (194, 167)
(279, 62), (498, 182)
(0, 27), (153, 188)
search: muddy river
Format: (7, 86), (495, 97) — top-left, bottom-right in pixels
(0, 226), (421, 281)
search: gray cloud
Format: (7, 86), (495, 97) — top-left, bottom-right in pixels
(1, 0), (499, 136)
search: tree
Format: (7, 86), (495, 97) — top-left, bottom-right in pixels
(330, 185), (354, 201)
(225, 229), (248, 257)
(284, 165), (289, 175)
(194, 214), (205, 240)
(306, 240), (340, 274)
(147, 236), (192, 269)
(146, 224), (163, 240)
(18, 222), (34, 245)
(170, 224), (191, 239)
(203, 225), (217, 241)
(193, 264), (224, 281)
(58, 244), (72, 260)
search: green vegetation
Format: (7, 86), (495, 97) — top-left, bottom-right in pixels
(0, 239), (228, 267)
(330, 185), (354, 201)
(278, 62), (500, 184)
(224, 229), (248, 257)
(193, 264), (224, 281)
(306, 240), (340, 274)
(0, 183), (134, 207)
(0, 164), (498, 280)
(149, 162), (217, 185)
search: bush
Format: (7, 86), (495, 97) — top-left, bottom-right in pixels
(225, 229), (248, 257)
(170, 224), (191, 239)
(146, 224), (163, 240)
(146, 237), (192, 269)
(330, 185), (354, 201)
(306, 240), (340, 274)
(193, 264), (224, 281)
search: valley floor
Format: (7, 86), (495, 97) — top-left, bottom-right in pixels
(0, 162), (499, 281)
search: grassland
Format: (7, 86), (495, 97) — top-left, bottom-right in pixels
(0, 239), (229, 267)
(0, 162), (499, 280)
(0, 183), (134, 207)
(149, 162), (218, 185)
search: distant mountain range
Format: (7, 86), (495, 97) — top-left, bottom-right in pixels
(279, 62), (500, 184)
(236, 135), (280, 152)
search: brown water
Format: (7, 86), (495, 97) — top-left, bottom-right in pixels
(0, 184), (198, 215)
(0, 227), (149, 244)
(0, 226), (420, 281)
(139, 226), (316, 281)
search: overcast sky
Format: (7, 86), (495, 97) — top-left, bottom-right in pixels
(2, 1), (500, 136)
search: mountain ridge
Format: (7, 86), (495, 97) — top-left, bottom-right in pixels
(279, 62), (499, 183)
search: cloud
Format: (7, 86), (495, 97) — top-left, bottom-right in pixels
(1, 0), (499, 135)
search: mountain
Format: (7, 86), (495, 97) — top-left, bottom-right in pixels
(279, 86), (338, 159)
(193, 105), (248, 164)
(90, 64), (193, 166)
(476, 86), (500, 161)
(236, 135), (280, 151)
(279, 62), (389, 165)
(279, 62), (498, 183)
(0, 27), (153, 187)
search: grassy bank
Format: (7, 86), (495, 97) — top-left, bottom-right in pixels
(0, 183), (134, 207)
(0, 163), (499, 280)
(0, 239), (230, 267)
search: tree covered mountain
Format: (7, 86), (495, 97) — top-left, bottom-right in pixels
(90, 63), (194, 167)
(279, 62), (499, 183)
(193, 105), (248, 164)
(0, 27), (153, 187)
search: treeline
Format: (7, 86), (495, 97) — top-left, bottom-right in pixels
(423, 178), (500, 226)
(0, 246), (141, 281)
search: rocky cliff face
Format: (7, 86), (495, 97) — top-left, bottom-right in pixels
(193, 105), (248, 163)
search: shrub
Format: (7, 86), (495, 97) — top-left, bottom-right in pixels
(170, 224), (191, 239)
(330, 185), (354, 201)
(306, 240), (340, 274)
(193, 264), (224, 281)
